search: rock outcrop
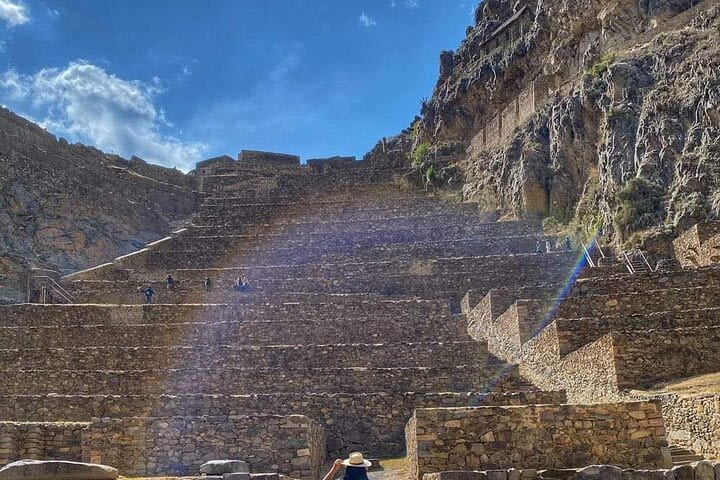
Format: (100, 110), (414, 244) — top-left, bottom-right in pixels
(403, 0), (719, 247)
(0, 108), (200, 303)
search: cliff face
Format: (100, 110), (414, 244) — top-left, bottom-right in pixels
(0, 108), (200, 303)
(411, 0), (719, 248)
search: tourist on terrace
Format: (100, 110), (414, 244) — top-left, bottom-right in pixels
(545, 239), (552, 253)
(166, 274), (176, 289)
(234, 275), (250, 292)
(564, 236), (572, 251)
(535, 241), (542, 254)
(143, 286), (155, 305)
(322, 453), (372, 480)
(204, 276), (212, 292)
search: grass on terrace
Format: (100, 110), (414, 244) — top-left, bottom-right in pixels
(650, 372), (720, 396)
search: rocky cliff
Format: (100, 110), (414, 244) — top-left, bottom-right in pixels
(0, 108), (200, 303)
(403, 0), (719, 249)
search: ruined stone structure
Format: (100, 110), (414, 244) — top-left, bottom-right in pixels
(0, 154), (587, 478)
(1, 0), (720, 478)
(3, 148), (720, 478)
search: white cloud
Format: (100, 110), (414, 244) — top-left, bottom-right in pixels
(359, 11), (377, 27)
(0, 0), (29, 27)
(0, 61), (205, 170)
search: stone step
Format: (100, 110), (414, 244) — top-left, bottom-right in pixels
(0, 364), (508, 395)
(0, 341), (488, 370)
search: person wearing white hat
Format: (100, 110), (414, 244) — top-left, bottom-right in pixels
(322, 452), (372, 480)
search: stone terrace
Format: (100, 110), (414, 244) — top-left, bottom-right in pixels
(1, 159), (577, 478)
(461, 246), (720, 462)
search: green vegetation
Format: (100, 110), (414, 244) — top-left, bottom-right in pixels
(588, 50), (617, 77)
(423, 164), (436, 189)
(412, 142), (431, 168)
(615, 177), (665, 236)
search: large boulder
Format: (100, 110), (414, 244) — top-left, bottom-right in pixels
(0, 459), (118, 480)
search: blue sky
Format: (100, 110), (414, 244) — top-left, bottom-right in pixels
(0, 0), (476, 170)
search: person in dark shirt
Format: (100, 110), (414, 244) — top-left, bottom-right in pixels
(143, 286), (155, 305)
(323, 453), (372, 480)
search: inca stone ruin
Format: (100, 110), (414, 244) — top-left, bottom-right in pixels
(1, 1), (720, 480)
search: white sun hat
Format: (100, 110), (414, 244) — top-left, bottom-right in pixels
(341, 452), (372, 468)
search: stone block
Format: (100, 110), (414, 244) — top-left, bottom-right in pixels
(0, 459), (118, 479)
(692, 462), (715, 480)
(573, 465), (623, 480)
(670, 465), (694, 480)
(225, 474), (252, 480)
(424, 472), (489, 480)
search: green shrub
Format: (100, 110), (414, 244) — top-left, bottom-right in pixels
(412, 143), (431, 168)
(588, 50), (617, 78)
(615, 177), (665, 235)
(424, 164), (436, 185)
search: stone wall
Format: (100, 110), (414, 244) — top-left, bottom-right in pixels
(655, 393), (720, 460)
(0, 302), (465, 348)
(307, 156), (357, 170)
(487, 299), (553, 362)
(81, 415), (325, 479)
(238, 150), (301, 166)
(465, 284), (560, 341)
(555, 308), (720, 356)
(0, 341), (486, 371)
(569, 266), (720, 298)
(476, 78), (550, 151)
(0, 364), (510, 396)
(518, 324), (622, 403)
(673, 222), (720, 268)
(406, 402), (669, 480)
(613, 328), (720, 389)
(0, 390), (562, 459)
(555, 286), (720, 319)
(422, 462), (720, 480)
(0, 421), (87, 466)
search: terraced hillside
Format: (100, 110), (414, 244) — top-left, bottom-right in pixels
(0, 157), (576, 478)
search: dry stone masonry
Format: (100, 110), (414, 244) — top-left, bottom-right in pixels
(3, 124), (720, 479)
(0, 154), (587, 477)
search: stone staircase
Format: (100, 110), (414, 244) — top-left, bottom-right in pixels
(669, 445), (704, 466)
